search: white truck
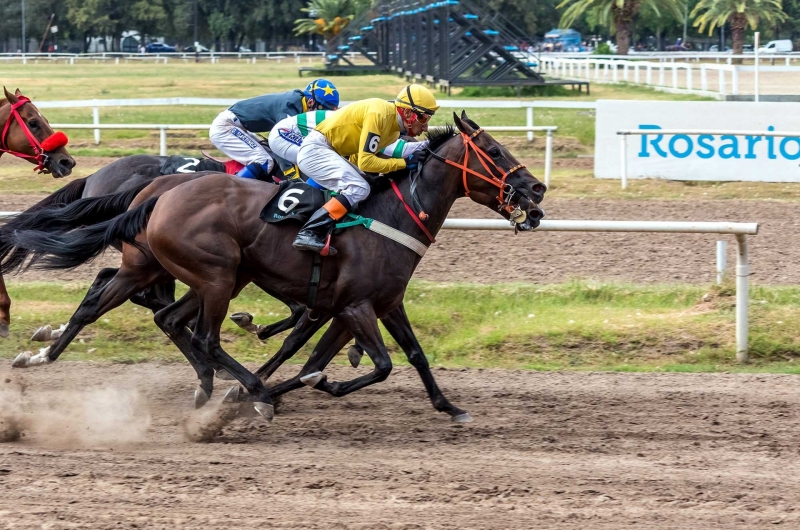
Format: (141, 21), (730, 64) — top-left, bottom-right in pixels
(758, 39), (792, 53)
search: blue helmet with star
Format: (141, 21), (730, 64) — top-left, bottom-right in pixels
(303, 79), (339, 111)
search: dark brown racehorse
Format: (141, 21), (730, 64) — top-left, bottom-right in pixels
(7, 113), (545, 422)
(0, 87), (75, 338)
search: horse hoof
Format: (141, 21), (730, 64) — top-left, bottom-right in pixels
(12, 351), (31, 368)
(253, 402), (274, 422)
(452, 412), (474, 424)
(300, 371), (324, 388)
(194, 386), (211, 409)
(229, 312), (253, 327)
(215, 369), (235, 380)
(30, 324), (52, 342)
(0, 322), (9, 339)
(222, 386), (241, 403)
(347, 345), (363, 368)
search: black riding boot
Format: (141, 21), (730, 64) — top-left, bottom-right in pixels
(292, 196), (351, 256)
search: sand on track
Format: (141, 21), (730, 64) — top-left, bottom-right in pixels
(1, 361), (799, 529)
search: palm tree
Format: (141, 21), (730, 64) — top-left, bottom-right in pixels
(558, 0), (684, 55)
(294, 0), (372, 51)
(692, 0), (787, 58)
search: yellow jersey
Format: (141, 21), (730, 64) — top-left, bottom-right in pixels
(316, 98), (406, 174)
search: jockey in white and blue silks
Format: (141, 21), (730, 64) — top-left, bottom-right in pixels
(209, 79), (339, 181)
(268, 109), (429, 188)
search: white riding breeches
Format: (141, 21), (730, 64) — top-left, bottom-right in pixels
(209, 109), (274, 171)
(297, 131), (370, 205)
(267, 124), (302, 166)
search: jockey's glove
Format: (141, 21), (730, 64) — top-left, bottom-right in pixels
(403, 154), (419, 170)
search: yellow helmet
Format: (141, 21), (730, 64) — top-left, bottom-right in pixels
(395, 84), (439, 116)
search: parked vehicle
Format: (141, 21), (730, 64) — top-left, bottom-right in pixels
(145, 42), (176, 53)
(708, 44), (732, 52)
(542, 29), (582, 52)
(758, 40), (792, 53)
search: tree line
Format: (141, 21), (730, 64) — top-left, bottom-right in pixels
(1, 0), (798, 54)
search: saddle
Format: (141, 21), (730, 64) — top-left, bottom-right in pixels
(260, 180), (325, 224)
(159, 155), (243, 176)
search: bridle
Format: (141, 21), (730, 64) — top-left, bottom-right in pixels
(0, 95), (62, 171)
(392, 126), (529, 246)
(426, 127), (526, 213)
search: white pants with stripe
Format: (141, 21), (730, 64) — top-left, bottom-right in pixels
(297, 131), (370, 205)
(209, 109), (274, 171)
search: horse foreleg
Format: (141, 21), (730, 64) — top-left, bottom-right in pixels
(301, 303), (394, 399)
(254, 310), (332, 381)
(381, 304), (471, 423)
(229, 286), (306, 341)
(0, 273), (10, 339)
(266, 318), (353, 398)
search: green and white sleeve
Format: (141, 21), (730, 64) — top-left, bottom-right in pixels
(380, 139), (429, 158)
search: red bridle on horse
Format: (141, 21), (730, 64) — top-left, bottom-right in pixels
(0, 95), (69, 171)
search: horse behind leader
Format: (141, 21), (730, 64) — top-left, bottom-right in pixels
(0, 87), (75, 338)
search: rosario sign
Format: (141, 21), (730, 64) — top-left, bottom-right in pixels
(595, 100), (800, 182)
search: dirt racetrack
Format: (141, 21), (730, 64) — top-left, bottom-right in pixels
(2, 362), (800, 528)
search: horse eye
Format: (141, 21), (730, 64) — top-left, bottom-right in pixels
(489, 147), (501, 158)
(28, 120), (39, 129)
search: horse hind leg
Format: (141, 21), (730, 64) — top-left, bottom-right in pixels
(229, 285), (306, 341)
(13, 265), (164, 368)
(191, 280), (275, 422)
(153, 291), (216, 409)
(30, 267), (118, 342)
(0, 274), (10, 338)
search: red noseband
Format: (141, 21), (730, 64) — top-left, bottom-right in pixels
(0, 95), (70, 171)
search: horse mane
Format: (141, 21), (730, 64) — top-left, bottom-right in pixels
(425, 125), (456, 151)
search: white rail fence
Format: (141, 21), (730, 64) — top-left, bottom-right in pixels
(541, 57), (738, 98)
(0, 214), (759, 362)
(616, 128), (800, 189)
(0, 51), (328, 65)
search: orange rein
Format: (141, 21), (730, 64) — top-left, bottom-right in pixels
(442, 128), (525, 210)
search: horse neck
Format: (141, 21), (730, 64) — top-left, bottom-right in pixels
(360, 141), (463, 244)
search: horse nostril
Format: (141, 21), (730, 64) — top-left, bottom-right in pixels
(60, 158), (76, 169)
(532, 183), (547, 196)
(529, 208), (544, 221)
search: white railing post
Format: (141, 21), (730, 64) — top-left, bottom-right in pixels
(732, 67), (739, 95)
(92, 104), (100, 145)
(620, 134), (628, 190)
(159, 128), (167, 156)
(701, 65), (708, 91)
(623, 62), (629, 81)
(716, 240), (727, 285)
(613, 62), (618, 82)
(686, 66), (692, 91)
(634, 63), (639, 84)
(735, 234), (749, 362)
(672, 66), (678, 89)
(659, 64), (665, 85)
(544, 129), (553, 187)
(526, 106), (534, 142)
(646, 64), (652, 85)
(719, 69), (726, 96)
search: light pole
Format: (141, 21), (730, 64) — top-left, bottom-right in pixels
(194, 0), (199, 62)
(21, 0), (26, 54)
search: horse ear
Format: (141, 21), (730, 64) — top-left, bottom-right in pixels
(454, 111), (473, 135)
(3, 87), (17, 104)
(461, 110), (480, 130)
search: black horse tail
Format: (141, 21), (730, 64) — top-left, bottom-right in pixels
(0, 181), (152, 272)
(28, 177), (88, 212)
(2, 197), (159, 273)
